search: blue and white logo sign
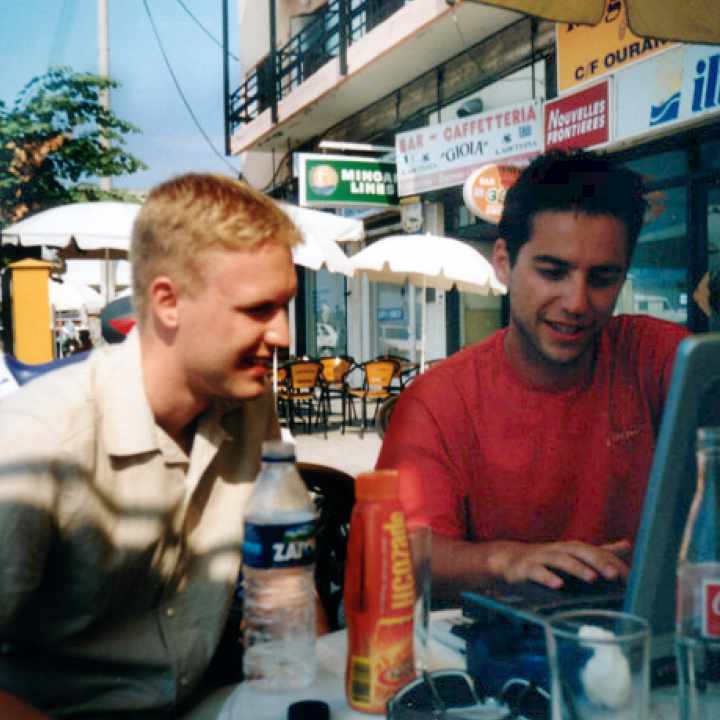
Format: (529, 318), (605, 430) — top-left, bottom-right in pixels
(649, 91), (681, 127)
(615, 45), (720, 142)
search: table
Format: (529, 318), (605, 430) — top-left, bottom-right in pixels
(214, 610), (682, 719)
(215, 610), (463, 720)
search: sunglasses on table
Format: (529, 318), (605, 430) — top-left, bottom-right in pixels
(386, 670), (550, 720)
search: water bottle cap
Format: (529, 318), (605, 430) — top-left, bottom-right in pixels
(356, 469), (399, 500)
(287, 700), (329, 720)
(697, 426), (720, 451)
(261, 440), (296, 461)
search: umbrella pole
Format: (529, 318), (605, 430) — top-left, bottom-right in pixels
(420, 276), (426, 373)
(273, 347), (278, 395)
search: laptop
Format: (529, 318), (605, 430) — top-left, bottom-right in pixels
(459, 332), (720, 688)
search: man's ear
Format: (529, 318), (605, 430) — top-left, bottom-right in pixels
(492, 238), (512, 287)
(148, 276), (180, 330)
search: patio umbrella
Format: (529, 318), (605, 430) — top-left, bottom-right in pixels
(0, 202), (140, 260)
(349, 234), (506, 372)
(1, 200), (358, 276)
(465, 0), (719, 45)
(49, 278), (105, 314)
(279, 202), (359, 277)
(1, 201), (141, 304)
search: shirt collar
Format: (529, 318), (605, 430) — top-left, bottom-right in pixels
(98, 329), (238, 461)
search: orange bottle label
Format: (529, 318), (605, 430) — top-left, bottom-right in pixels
(345, 504), (416, 713)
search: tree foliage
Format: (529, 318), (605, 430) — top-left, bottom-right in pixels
(0, 66), (147, 225)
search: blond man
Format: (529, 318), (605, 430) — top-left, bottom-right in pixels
(0, 174), (300, 719)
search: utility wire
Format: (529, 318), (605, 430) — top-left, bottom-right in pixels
(142, 0), (240, 176)
(175, 0), (240, 62)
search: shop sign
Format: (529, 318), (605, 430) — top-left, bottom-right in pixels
(544, 80), (610, 151)
(556, 2), (673, 93)
(462, 164), (521, 224)
(298, 154), (398, 208)
(615, 45), (720, 143)
(400, 195), (423, 233)
(395, 100), (542, 197)
(378, 308), (403, 321)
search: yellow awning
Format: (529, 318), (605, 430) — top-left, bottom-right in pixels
(465, 0), (720, 45)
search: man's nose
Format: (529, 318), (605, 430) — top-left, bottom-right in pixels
(264, 308), (290, 348)
(563, 276), (590, 315)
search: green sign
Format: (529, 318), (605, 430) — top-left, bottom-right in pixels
(298, 153), (398, 208)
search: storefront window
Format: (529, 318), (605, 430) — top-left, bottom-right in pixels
(616, 186), (688, 326)
(373, 282), (420, 360)
(699, 140), (720, 171)
(306, 268), (347, 357)
(625, 150), (688, 183)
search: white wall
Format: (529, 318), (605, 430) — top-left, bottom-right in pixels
(238, 0), (270, 71)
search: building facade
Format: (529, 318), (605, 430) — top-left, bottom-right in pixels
(229, 0), (720, 363)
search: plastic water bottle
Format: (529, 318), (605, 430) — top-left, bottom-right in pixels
(676, 427), (720, 718)
(242, 440), (317, 689)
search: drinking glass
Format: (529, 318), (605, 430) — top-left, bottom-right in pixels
(545, 609), (650, 720)
(407, 521), (431, 674)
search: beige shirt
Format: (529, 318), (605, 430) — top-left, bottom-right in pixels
(0, 331), (278, 717)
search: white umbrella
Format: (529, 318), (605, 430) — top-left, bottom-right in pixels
(279, 202), (359, 277)
(350, 233), (507, 371)
(49, 278), (105, 314)
(290, 232), (355, 277)
(1, 201), (140, 304)
(1, 202), (140, 260)
(279, 202), (365, 243)
(1, 200), (359, 275)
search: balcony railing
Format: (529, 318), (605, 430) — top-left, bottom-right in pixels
(229, 0), (409, 135)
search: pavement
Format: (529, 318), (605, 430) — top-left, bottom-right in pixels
(286, 417), (382, 478)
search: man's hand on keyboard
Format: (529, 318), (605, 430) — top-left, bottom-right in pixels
(489, 539), (631, 589)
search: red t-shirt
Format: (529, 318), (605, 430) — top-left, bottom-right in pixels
(376, 315), (689, 545)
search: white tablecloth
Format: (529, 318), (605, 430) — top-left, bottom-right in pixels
(215, 610), (680, 720)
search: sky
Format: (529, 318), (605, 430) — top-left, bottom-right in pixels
(0, 0), (244, 192)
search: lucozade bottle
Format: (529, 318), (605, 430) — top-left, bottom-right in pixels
(344, 469), (415, 713)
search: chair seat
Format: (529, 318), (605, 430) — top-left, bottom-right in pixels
(345, 358), (400, 438)
(319, 356), (354, 434)
(279, 388), (316, 400)
(278, 359), (327, 437)
(348, 389), (391, 400)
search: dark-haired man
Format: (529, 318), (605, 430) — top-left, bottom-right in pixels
(377, 150), (688, 593)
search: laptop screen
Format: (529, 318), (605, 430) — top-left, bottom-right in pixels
(625, 332), (720, 640)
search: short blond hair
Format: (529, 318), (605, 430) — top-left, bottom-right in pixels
(130, 173), (301, 322)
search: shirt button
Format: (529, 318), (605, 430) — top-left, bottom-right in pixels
(165, 607), (176, 618)
(180, 675), (190, 687)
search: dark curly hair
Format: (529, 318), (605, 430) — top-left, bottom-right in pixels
(498, 150), (646, 265)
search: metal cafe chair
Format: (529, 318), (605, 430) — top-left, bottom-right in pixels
(346, 358), (400, 438)
(375, 353), (419, 392)
(277, 359), (327, 437)
(375, 393), (399, 439)
(318, 355), (354, 433)
(297, 461), (355, 631)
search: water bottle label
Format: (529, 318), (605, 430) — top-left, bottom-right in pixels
(242, 520), (316, 569)
(702, 579), (720, 638)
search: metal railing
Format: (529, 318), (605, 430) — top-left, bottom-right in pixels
(229, 0), (411, 134)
